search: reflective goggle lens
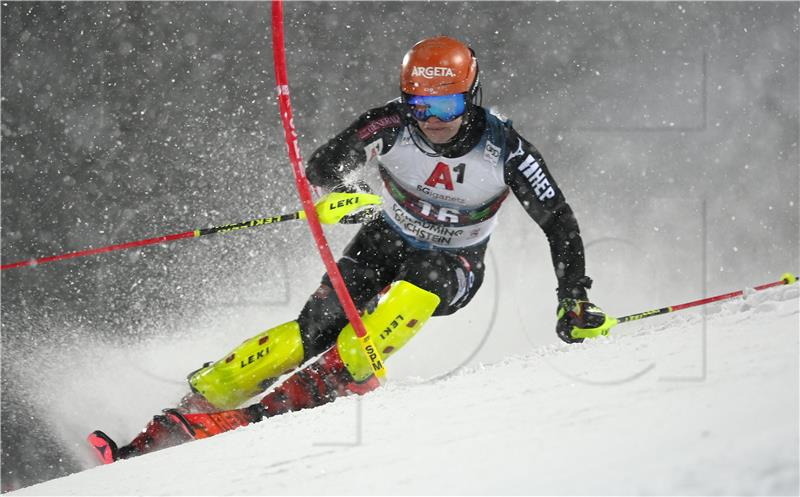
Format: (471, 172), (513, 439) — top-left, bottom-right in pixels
(406, 94), (467, 122)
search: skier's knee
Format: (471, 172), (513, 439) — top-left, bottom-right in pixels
(297, 284), (350, 360)
(187, 320), (304, 410)
(336, 280), (440, 382)
(401, 255), (483, 316)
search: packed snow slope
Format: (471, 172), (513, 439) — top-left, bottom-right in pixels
(12, 285), (798, 496)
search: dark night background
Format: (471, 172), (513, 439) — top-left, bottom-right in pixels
(1, 2), (797, 491)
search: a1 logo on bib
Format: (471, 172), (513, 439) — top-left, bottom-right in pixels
(424, 162), (466, 190)
(364, 139), (383, 164)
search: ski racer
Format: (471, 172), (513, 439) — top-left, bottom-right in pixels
(88, 35), (616, 464)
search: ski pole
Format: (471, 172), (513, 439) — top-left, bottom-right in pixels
(0, 192), (381, 271)
(615, 272), (798, 324)
(0, 212), (304, 271)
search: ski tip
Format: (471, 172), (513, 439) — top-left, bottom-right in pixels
(87, 430), (118, 465)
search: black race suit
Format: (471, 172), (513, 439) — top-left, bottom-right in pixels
(297, 101), (590, 358)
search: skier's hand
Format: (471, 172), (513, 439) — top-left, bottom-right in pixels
(316, 181), (382, 224)
(556, 299), (617, 343)
(314, 182), (382, 225)
(332, 180), (373, 195)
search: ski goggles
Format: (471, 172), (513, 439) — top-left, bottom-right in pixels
(404, 93), (467, 122)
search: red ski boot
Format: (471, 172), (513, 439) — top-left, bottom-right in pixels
(169, 345), (381, 441)
(258, 343), (380, 416)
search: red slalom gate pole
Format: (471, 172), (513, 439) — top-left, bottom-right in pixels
(270, 0), (386, 382)
(616, 272), (798, 324)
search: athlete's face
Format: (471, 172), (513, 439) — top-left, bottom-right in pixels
(416, 116), (463, 144)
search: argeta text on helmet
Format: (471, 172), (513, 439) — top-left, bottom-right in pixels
(411, 66), (456, 79)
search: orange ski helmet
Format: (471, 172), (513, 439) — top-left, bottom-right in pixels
(400, 36), (479, 98)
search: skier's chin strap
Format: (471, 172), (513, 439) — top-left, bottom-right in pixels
(408, 124), (443, 157)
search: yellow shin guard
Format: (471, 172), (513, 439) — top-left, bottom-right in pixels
(188, 321), (304, 409)
(337, 281), (441, 382)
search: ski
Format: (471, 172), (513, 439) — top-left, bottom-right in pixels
(87, 412), (193, 464)
(87, 430), (119, 465)
(165, 406), (262, 440)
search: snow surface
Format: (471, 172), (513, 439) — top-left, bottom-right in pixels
(11, 285), (799, 496)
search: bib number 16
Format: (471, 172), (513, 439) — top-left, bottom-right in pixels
(419, 200), (460, 223)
